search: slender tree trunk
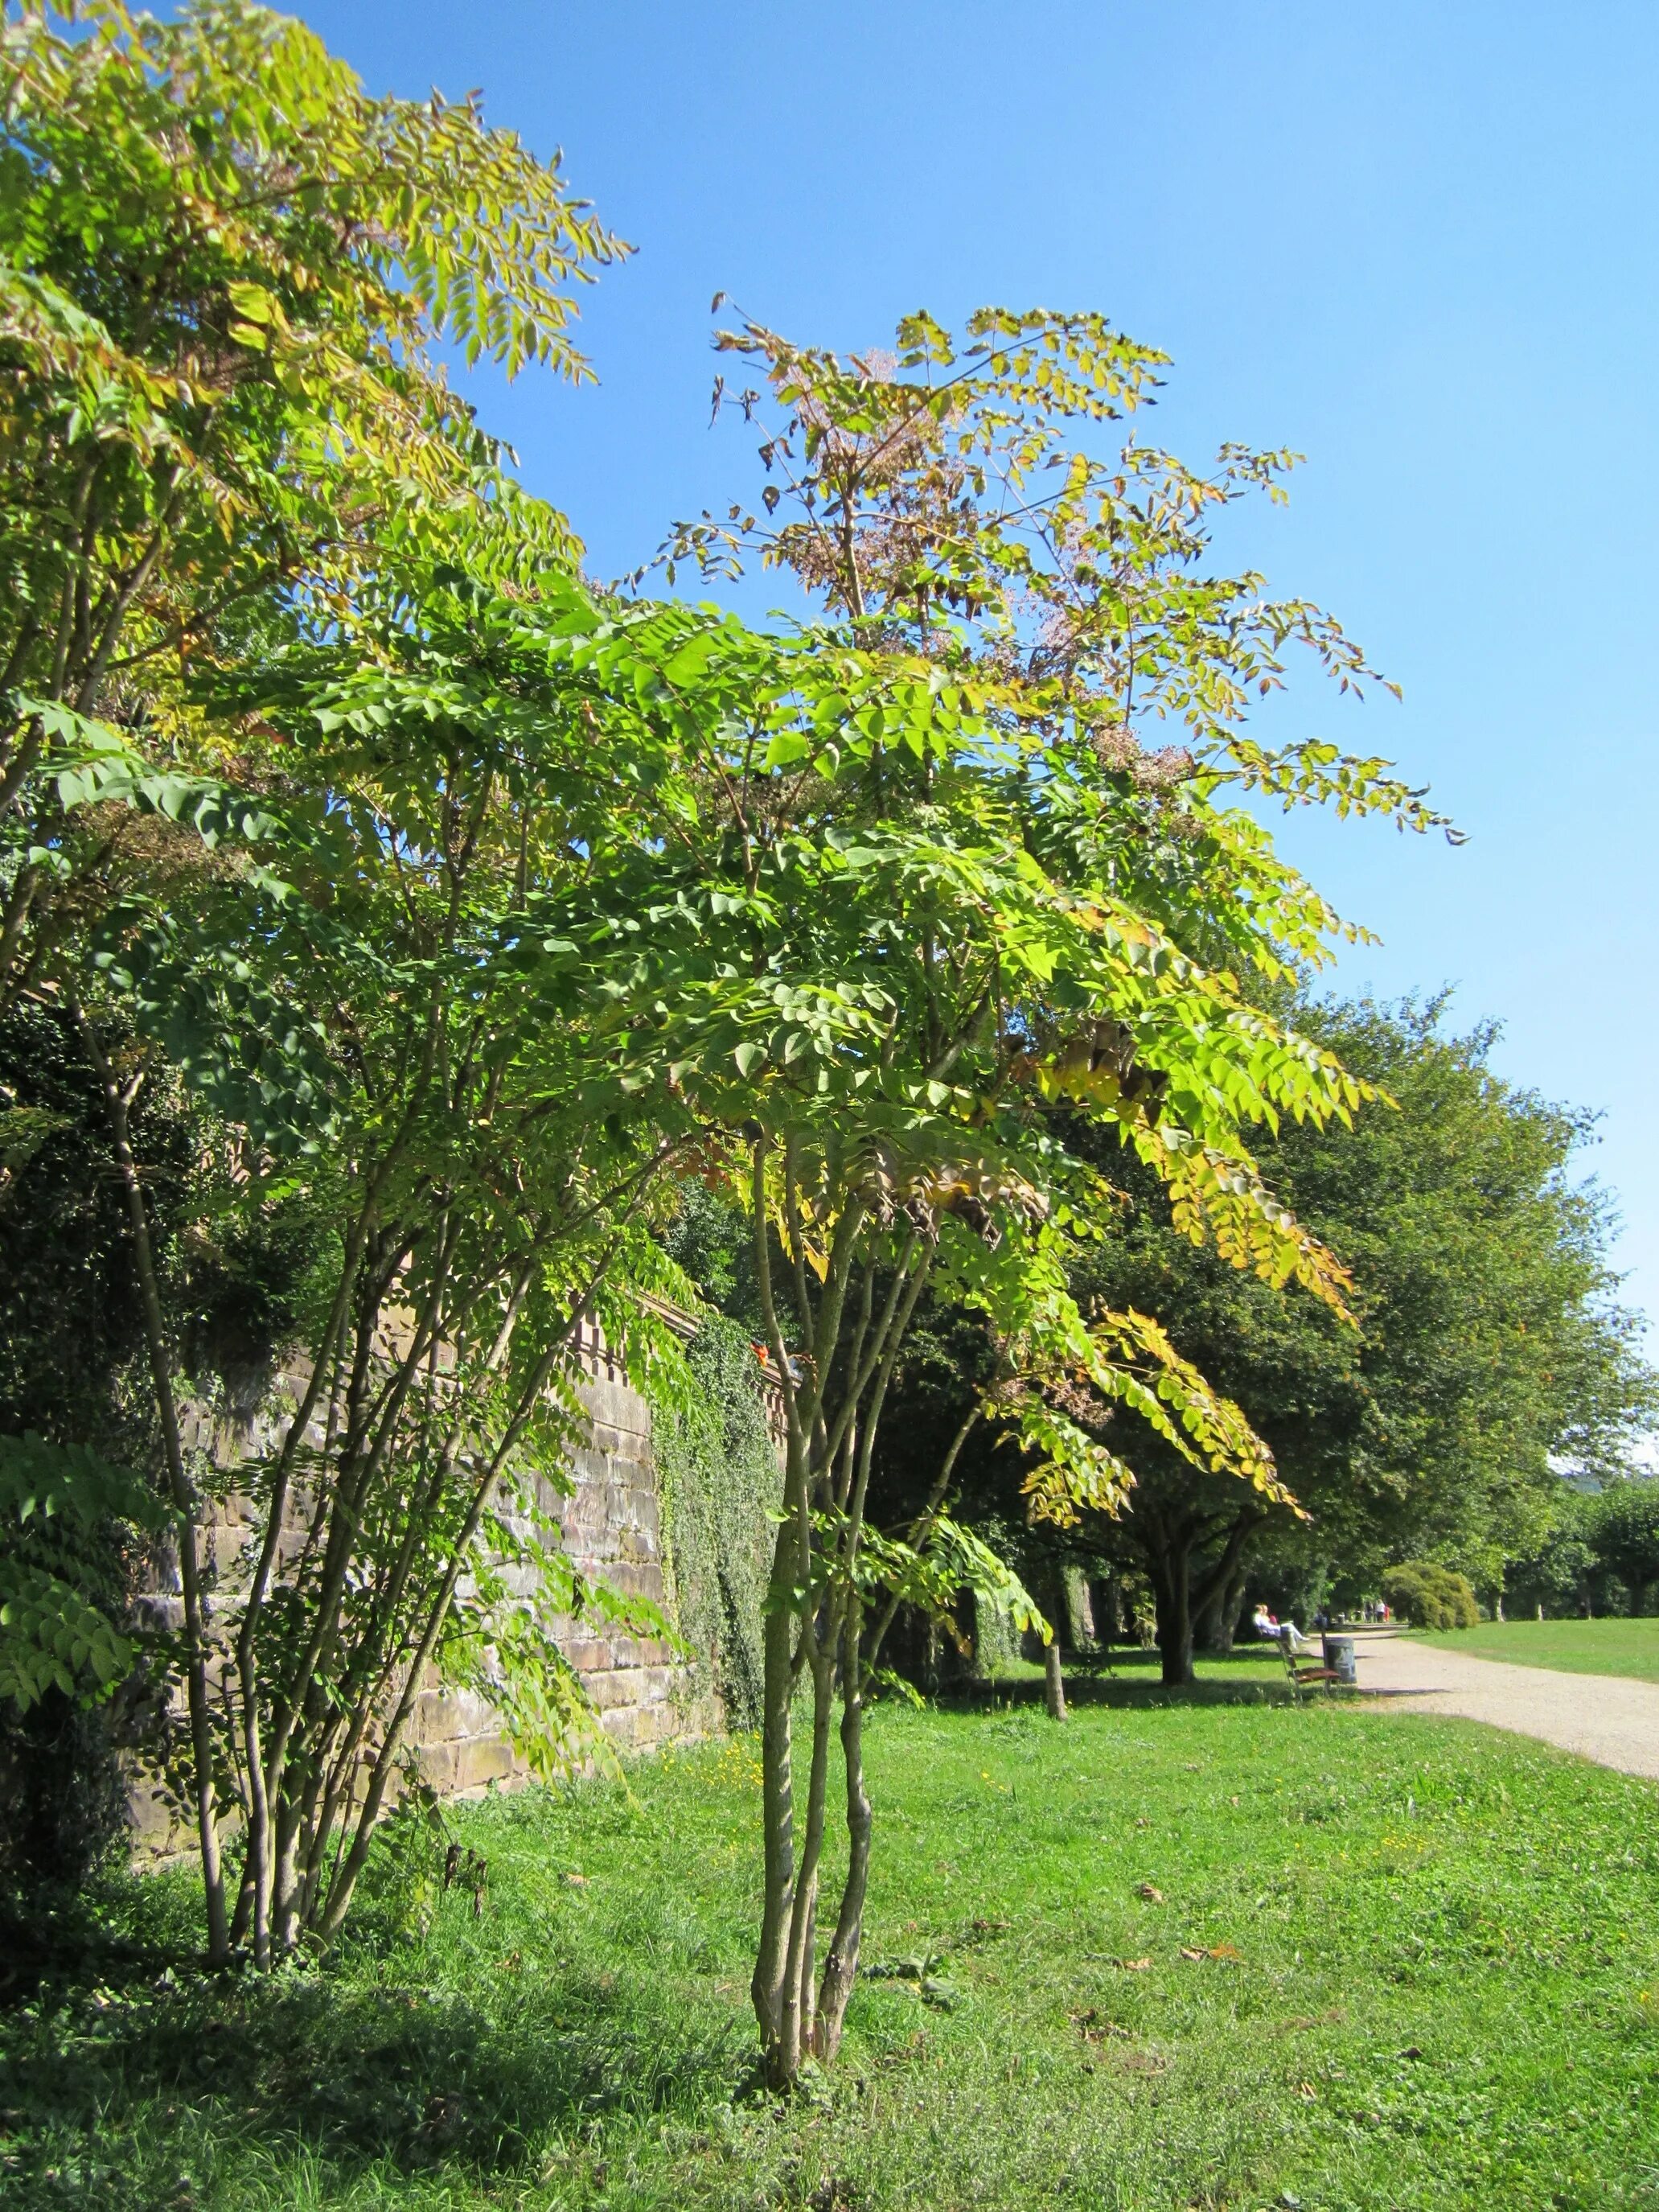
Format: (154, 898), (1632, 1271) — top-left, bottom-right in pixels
(1044, 1637), (1068, 1721)
(751, 1517), (799, 2074)
(1094, 1577), (1116, 1671)
(1222, 1571), (1251, 1651)
(814, 1635), (872, 2061)
(816, 1396), (979, 2061)
(1189, 1514), (1260, 1660)
(745, 1135), (939, 2087)
(778, 1649), (835, 2078)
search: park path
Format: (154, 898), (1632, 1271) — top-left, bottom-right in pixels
(1348, 1627), (1659, 1781)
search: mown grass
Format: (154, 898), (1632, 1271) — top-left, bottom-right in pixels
(4, 1661), (1658, 2210)
(1417, 1615), (1659, 1684)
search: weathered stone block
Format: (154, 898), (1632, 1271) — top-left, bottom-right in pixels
(452, 1733), (515, 1793)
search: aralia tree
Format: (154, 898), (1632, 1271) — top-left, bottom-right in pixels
(72, 528), (1019, 1963)
(0, 0), (622, 1955)
(636, 306), (1452, 2083)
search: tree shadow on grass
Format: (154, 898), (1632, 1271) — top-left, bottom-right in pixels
(2, 1894), (748, 2199)
(938, 1652), (1310, 1715)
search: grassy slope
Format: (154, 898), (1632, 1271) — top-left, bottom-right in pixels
(4, 1663), (1657, 2211)
(1417, 1615), (1659, 1683)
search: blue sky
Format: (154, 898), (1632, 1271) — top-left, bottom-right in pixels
(298, 1), (1659, 1343)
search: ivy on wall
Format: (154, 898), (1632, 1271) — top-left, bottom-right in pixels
(649, 1318), (777, 1732)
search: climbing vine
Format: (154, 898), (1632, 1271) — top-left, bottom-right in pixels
(649, 1319), (778, 1732)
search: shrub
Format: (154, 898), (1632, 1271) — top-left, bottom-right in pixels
(1382, 1561), (1480, 1630)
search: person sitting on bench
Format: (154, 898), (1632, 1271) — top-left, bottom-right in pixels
(1253, 1607), (1314, 1650)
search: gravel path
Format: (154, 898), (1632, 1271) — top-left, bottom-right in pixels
(1348, 1627), (1659, 1781)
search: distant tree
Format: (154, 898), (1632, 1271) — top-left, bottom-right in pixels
(1584, 1480), (1659, 1615)
(1082, 997), (1651, 1676)
(1504, 1484), (1616, 1618)
(1380, 1561), (1479, 1631)
(876, 995), (1653, 1685)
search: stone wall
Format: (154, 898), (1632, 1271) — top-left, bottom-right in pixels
(129, 1318), (714, 1856)
(404, 1334), (708, 1803)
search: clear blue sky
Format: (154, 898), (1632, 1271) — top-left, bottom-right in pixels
(297, 1), (1659, 1344)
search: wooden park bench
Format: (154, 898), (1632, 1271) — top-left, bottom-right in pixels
(1278, 1629), (1345, 1700)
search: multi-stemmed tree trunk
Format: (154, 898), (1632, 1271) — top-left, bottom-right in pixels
(741, 1116), (1039, 2087)
(80, 1014), (232, 1963)
(1144, 1507), (1263, 1689)
(747, 1145), (938, 2083)
(1195, 1549), (1254, 1655)
(81, 966), (675, 1963)
(228, 1217), (634, 1961)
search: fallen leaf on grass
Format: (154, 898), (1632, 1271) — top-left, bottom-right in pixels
(1115, 1957), (1154, 1971)
(564, 1871), (589, 1886)
(1179, 1944), (1243, 1963)
(1136, 1883), (1164, 1903)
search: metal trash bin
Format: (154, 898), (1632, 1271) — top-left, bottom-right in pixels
(1322, 1634), (1357, 1685)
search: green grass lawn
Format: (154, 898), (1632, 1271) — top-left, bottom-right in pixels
(5, 1660), (1658, 2211)
(1417, 1615), (1659, 1684)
